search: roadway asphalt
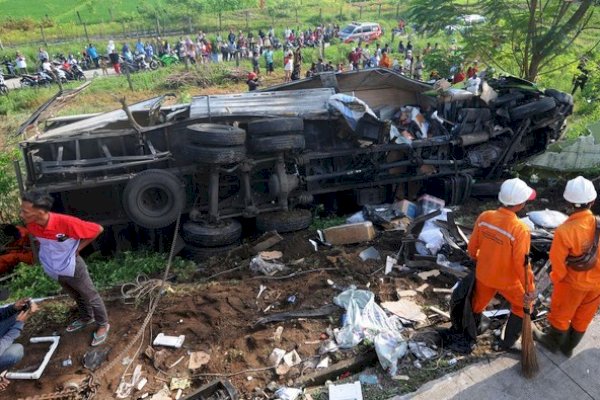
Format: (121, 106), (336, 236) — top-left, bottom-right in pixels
(3, 66), (115, 90)
(392, 316), (600, 400)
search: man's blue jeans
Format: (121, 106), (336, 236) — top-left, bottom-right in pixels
(0, 315), (24, 371)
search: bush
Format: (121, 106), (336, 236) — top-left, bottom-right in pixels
(0, 148), (21, 223)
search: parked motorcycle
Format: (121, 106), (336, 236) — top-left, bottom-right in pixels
(20, 72), (53, 88)
(0, 71), (8, 95)
(136, 53), (158, 70)
(155, 53), (178, 67)
(122, 54), (158, 73)
(2, 58), (17, 78)
(71, 63), (86, 80)
(55, 63), (86, 81)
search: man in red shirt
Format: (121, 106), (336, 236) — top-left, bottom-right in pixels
(349, 47), (361, 71)
(20, 192), (109, 347)
(453, 68), (466, 84)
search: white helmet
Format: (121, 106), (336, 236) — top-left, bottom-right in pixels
(498, 178), (536, 206)
(563, 176), (597, 206)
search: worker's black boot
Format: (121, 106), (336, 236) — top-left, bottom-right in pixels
(499, 314), (523, 350)
(560, 328), (585, 358)
(474, 313), (491, 335)
(533, 325), (568, 353)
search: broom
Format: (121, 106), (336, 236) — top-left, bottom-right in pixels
(521, 256), (539, 378)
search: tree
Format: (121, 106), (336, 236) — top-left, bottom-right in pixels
(407, 0), (600, 81)
(169, 0), (249, 32)
(204, 0), (248, 32)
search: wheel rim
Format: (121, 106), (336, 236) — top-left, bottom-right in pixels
(137, 186), (172, 217)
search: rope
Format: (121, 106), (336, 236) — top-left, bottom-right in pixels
(87, 215), (182, 397)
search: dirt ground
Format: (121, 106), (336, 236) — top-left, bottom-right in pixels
(4, 183), (566, 400)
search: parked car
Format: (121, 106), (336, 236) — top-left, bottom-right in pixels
(337, 22), (383, 44)
(461, 14), (486, 25)
(15, 69), (573, 256)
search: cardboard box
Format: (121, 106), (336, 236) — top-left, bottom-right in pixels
(418, 194), (445, 215)
(323, 222), (376, 245)
(393, 200), (418, 219)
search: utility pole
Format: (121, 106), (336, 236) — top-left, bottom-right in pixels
(39, 24), (48, 47)
(124, 64), (134, 92)
(77, 11), (90, 43)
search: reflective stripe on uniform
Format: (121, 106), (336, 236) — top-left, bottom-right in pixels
(478, 221), (515, 242)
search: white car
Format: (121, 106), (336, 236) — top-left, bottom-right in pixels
(461, 14), (486, 25)
(337, 22), (383, 44)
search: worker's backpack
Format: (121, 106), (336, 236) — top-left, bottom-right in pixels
(566, 216), (600, 271)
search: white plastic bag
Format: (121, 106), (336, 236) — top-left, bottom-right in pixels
(527, 209), (568, 229)
(275, 387), (303, 400)
(249, 255), (287, 276)
(416, 208), (450, 255)
(333, 288), (404, 348)
(374, 332), (408, 376)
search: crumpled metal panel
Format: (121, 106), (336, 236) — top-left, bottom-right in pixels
(529, 134), (600, 172)
(189, 88), (335, 119)
(38, 97), (164, 139)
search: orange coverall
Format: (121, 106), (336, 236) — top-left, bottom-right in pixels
(548, 209), (600, 332)
(467, 208), (534, 318)
(0, 226), (33, 274)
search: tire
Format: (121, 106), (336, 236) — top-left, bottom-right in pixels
(544, 89), (573, 106)
(149, 60), (159, 70)
(181, 243), (240, 263)
(494, 92), (525, 107)
(256, 209), (313, 233)
(247, 117), (304, 136)
(186, 123), (246, 146)
(0, 85), (7, 95)
(77, 74), (87, 81)
(122, 169), (185, 229)
(183, 145), (246, 164)
(509, 97), (556, 121)
(249, 135), (305, 153)
(181, 219), (242, 247)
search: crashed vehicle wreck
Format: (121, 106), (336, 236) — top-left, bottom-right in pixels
(16, 68), (573, 253)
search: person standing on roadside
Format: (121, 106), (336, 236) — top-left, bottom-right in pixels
(20, 192), (109, 347)
(535, 177), (600, 357)
(87, 44), (99, 68)
(37, 48), (49, 68)
(15, 52), (27, 75)
(109, 49), (120, 75)
(468, 178), (536, 350)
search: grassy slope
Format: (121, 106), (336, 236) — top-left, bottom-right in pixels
(0, 0), (598, 138)
(0, 0), (165, 23)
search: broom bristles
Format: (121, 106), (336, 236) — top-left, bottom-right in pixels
(521, 311), (539, 378)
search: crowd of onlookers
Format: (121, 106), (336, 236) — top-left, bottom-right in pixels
(2, 21), (488, 90)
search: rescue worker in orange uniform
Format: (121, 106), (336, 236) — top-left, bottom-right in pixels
(536, 176), (600, 356)
(468, 178), (536, 349)
(0, 224), (33, 275)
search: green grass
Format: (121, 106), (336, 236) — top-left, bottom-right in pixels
(7, 251), (197, 300)
(0, 0), (166, 24)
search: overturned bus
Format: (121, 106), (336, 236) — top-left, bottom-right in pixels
(16, 69), (573, 255)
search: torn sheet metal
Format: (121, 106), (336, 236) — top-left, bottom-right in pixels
(190, 88), (334, 119)
(327, 93), (379, 131)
